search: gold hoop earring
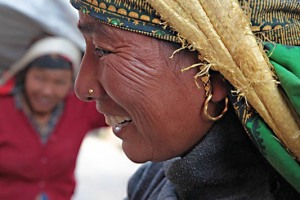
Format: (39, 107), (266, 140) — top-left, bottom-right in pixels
(196, 57), (228, 121)
(203, 93), (228, 121)
(88, 89), (94, 95)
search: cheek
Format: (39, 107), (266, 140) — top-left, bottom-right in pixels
(24, 75), (39, 93)
(101, 56), (164, 103)
(103, 53), (205, 124)
(100, 49), (210, 160)
(151, 82), (203, 135)
(146, 72), (210, 156)
(137, 74), (207, 158)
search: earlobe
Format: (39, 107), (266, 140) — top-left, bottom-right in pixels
(201, 72), (229, 121)
(210, 73), (228, 103)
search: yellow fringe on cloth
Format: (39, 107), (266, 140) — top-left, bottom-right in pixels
(147, 0), (300, 160)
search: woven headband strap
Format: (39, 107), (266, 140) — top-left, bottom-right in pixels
(71, 0), (179, 43)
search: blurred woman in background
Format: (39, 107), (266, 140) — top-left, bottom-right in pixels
(0, 36), (106, 200)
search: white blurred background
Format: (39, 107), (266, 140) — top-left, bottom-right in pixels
(73, 128), (140, 200)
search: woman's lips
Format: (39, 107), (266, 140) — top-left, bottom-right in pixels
(104, 115), (132, 133)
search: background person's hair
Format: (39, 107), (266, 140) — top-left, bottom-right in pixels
(15, 54), (73, 89)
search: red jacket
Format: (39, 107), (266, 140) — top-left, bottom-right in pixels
(0, 93), (106, 200)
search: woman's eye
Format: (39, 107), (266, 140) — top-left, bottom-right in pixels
(95, 47), (111, 58)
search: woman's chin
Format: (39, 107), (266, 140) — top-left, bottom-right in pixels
(122, 145), (150, 164)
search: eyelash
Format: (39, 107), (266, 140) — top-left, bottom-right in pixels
(95, 46), (111, 58)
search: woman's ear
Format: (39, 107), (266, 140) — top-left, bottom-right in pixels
(210, 73), (228, 102)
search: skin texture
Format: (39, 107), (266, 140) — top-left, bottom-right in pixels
(75, 13), (227, 163)
(24, 67), (73, 119)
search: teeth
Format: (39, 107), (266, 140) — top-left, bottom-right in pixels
(104, 115), (132, 127)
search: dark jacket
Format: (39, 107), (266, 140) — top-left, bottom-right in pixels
(126, 105), (299, 200)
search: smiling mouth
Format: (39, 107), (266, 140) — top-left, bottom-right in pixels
(105, 115), (132, 133)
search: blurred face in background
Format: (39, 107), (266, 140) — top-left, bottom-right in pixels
(24, 66), (73, 115)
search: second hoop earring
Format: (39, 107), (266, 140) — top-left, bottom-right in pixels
(203, 93), (228, 121)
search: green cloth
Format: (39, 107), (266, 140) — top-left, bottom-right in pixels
(245, 114), (300, 193)
(265, 42), (300, 116)
(228, 42), (300, 193)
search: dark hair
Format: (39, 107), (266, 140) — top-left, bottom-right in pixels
(15, 54), (73, 89)
(27, 54), (72, 69)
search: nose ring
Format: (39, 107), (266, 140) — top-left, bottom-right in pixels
(88, 89), (94, 94)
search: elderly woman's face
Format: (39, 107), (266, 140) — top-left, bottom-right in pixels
(76, 13), (215, 163)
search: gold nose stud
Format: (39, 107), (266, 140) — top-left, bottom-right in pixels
(88, 89), (94, 94)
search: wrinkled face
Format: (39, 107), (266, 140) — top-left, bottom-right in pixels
(75, 13), (215, 163)
(24, 67), (73, 115)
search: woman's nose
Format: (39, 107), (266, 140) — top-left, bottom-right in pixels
(42, 84), (54, 96)
(74, 53), (106, 102)
(75, 54), (96, 101)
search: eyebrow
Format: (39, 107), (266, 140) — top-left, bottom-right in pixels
(78, 22), (95, 34)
